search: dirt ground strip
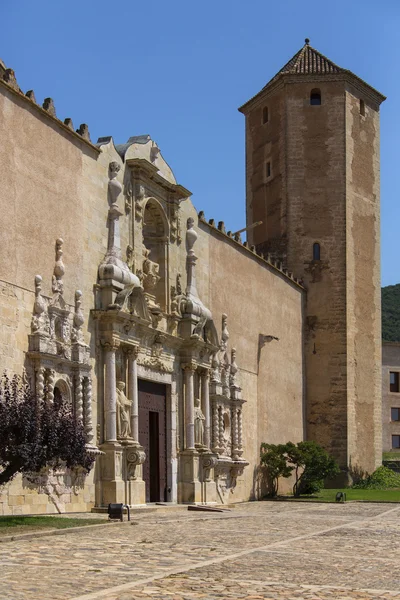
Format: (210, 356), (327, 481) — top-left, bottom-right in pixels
(1, 502), (400, 600)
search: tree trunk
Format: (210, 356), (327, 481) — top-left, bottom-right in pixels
(0, 462), (21, 486)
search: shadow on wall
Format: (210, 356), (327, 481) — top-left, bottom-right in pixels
(251, 464), (272, 500)
(22, 467), (87, 513)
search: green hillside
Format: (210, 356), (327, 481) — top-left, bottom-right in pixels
(382, 284), (400, 342)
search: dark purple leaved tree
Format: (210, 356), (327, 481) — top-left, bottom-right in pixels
(0, 373), (94, 486)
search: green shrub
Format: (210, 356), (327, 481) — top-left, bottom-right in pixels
(353, 466), (400, 490)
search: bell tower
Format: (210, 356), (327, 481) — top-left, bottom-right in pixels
(239, 40), (386, 478)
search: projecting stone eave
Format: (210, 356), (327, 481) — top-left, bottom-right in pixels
(238, 70), (386, 115)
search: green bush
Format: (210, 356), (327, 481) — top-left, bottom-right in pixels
(259, 440), (339, 497)
(353, 466), (400, 490)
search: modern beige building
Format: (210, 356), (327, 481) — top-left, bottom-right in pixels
(0, 41), (385, 514)
(382, 342), (400, 453)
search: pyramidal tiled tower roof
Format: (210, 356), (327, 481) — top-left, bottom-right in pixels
(239, 39), (385, 112)
(270, 39), (342, 80)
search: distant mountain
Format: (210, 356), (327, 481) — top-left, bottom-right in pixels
(382, 284), (400, 342)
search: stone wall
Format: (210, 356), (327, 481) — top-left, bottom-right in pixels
(0, 75), (306, 511)
(206, 226), (305, 497)
(345, 86), (382, 472)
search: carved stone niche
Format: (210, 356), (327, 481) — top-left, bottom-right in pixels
(141, 198), (168, 314)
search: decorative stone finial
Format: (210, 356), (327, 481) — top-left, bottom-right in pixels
(218, 221), (226, 233)
(76, 123), (91, 141)
(305, 38), (310, 45)
(71, 290), (84, 343)
(42, 98), (56, 117)
(221, 313), (229, 352)
(108, 161), (122, 208)
(230, 347), (238, 387)
(64, 118), (74, 130)
(31, 275), (47, 334)
(52, 238), (65, 295)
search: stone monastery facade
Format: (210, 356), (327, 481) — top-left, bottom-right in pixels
(0, 41), (384, 514)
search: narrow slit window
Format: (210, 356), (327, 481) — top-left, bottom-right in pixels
(310, 89), (321, 106)
(313, 242), (321, 261)
(262, 106), (269, 124)
(360, 99), (365, 116)
(391, 408), (400, 422)
(266, 162), (271, 178)
(392, 435), (400, 449)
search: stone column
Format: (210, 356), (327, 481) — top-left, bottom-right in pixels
(200, 369), (211, 449)
(83, 376), (94, 445)
(231, 406), (238, 454)
(46, 369), (55, 404)
(238, 409), (243, 450)
(127, 346), (140, 442)
(184, 363), (196, 450)
(75, 375), (83, 423)
(103, 340), (119, 442)
(218, 405), (224, 451)
(36, 366), (45, 403)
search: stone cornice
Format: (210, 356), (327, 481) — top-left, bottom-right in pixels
(239, 71), (386, 114)
(126, 158), (191, 201)
(0, 78), (100, 154)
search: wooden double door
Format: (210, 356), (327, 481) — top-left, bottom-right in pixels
(138, 379), (167, 503)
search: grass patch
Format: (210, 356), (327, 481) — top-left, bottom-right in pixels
(281, 488), (400, 502)
(383, 452), (400, 461)
(0, 516), (107, 536)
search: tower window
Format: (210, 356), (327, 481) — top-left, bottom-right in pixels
(313, 242), (321, 261)
(310, 89), (321, 106)
(266, 162), (271, 178)
(360, 99), (365, 116)
(392, 435), (400, 449)
(390, 372), (400, 393)
(262, 106), (269, 124)
(391, 408), (400, 422)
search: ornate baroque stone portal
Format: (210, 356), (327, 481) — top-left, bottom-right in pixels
(27, 239), (95, 451)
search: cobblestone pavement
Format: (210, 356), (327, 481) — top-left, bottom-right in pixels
(1, 502), (400, 599)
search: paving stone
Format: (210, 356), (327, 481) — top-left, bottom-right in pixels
(1, 503), (400, 599)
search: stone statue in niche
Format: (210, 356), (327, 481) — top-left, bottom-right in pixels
(116, 381), (131, 438)
(142, 248), (160, 292)
(108, 161), (123, 209)
(194, 398), (205, 447)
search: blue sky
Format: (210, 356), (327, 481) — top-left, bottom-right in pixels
(2, 0), (399, 286)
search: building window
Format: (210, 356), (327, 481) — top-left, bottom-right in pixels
(313, 242), (321, 261)
(266, 162), (271, 178)
(310, 89), (321, 106)
(262, 106), (269, 124)
(392, 435), (400, 449)
(392, 408), (400, 422)
(390, 372), (400, 393)
(360, 99), (365, 116)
